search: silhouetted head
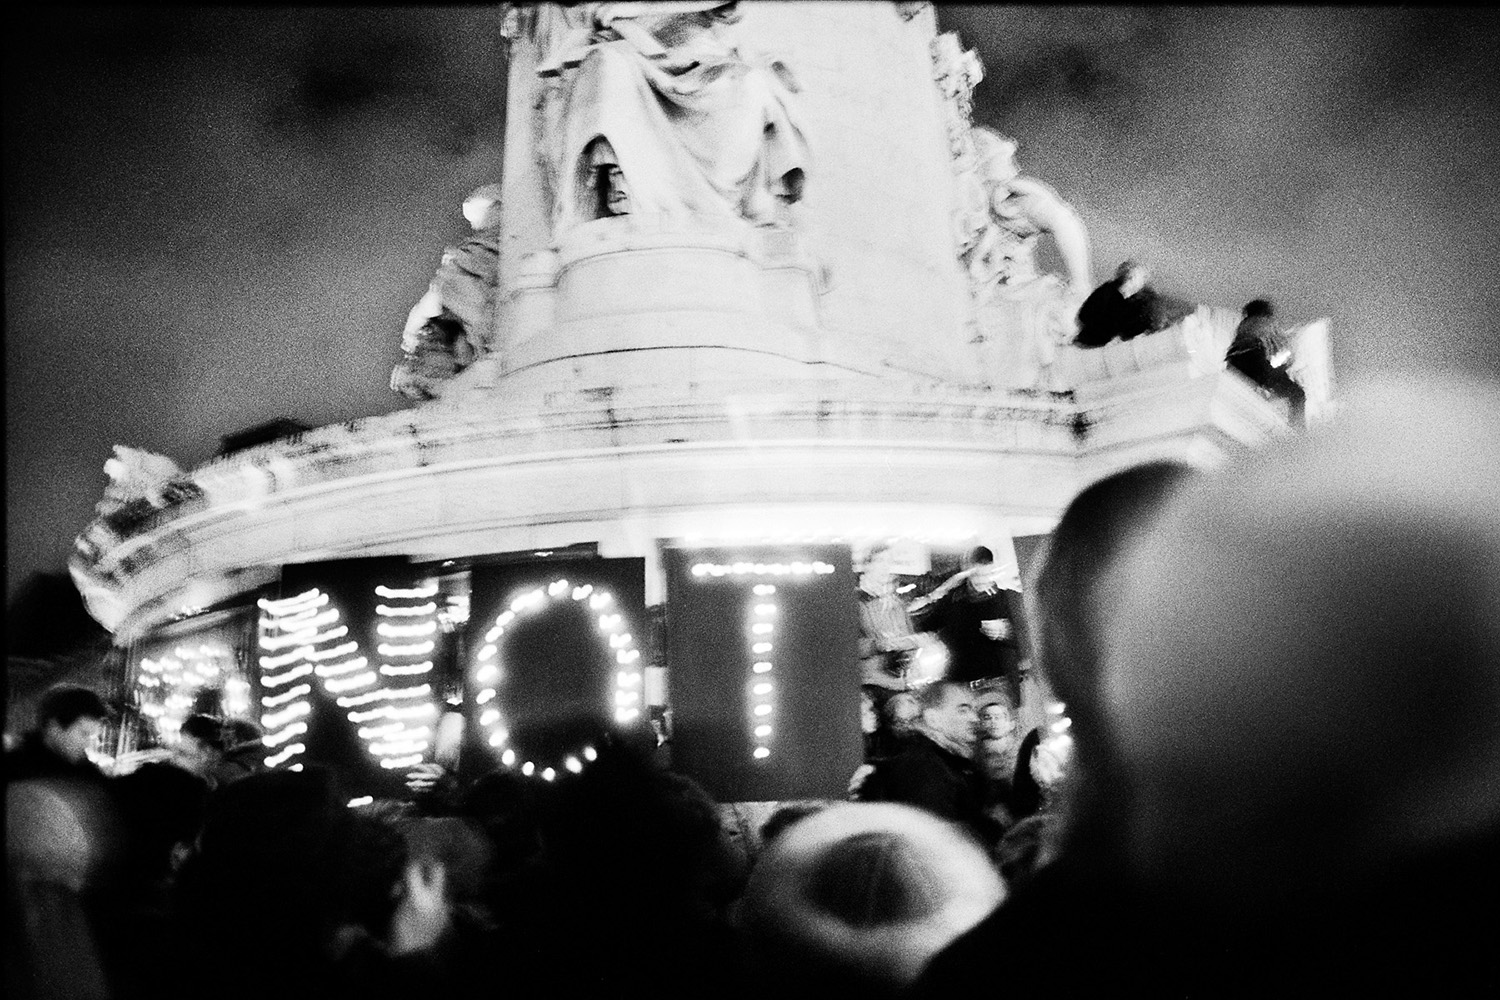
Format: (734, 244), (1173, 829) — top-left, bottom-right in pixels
(1028, 462), (1197, 748)
(36, 684), (111, 764)
(1105, 376), (1500, 914)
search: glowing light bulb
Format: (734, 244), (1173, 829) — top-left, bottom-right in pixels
(753, 704), (773, 716)
(522, 761), (534, 776)
(753, 747), (771, 759)
(752, 662), (772, 673)
(565, 756), (582, 773)
(583, 746), (598, 761)
(502, 748), (516, 766)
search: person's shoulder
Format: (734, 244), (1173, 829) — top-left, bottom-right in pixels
(884, 734), (945, 772)
(914, 858), (1145, 995)
(4, 735), (65, 783)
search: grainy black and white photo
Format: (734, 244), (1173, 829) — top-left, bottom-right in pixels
(6, 5), (1499, 997)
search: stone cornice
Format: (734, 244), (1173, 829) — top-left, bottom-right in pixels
(71, 336), (1293, 640)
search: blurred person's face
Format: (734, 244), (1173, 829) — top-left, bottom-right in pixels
(44, 715), (104, 764)
(981, 703), (1014, 740)
(174, 733), (219, 775)
(860, 550), (895, 596)
(888, 694), (920, 733)
(967, 562), (1001, 593)
(923, 686), (980, 754)
(861, 695), (879, 734)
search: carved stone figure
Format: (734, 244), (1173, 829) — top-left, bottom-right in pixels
(391, 184), (502, 401)
(961, 128), (1092, 297)
(930, 32), (984, 163)
(521, 2), (809, 234)
(98, 446), (183, 513)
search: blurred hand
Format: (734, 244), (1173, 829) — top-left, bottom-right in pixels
(980, 618), (1012, 640)
(1031, 738), (1069, 787)
(847, 763), (876, 800)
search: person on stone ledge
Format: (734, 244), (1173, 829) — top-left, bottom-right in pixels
(856, 544), (922, 694)
(1226, 298), (1307, 423)
(1073, 259), (1195, 348)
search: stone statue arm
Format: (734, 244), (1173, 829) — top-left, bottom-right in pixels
(1004, 175), (1092, 293)
(400, 285), (445, 353)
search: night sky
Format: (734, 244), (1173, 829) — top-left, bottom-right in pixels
(7, 6), (1499, 603)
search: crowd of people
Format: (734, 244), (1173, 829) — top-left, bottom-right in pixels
(7, 375), (1499, 997)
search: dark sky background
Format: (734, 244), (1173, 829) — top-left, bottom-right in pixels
(7, 6), (1500, 605)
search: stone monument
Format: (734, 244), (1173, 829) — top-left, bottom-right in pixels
(71, 4), (1326, 792)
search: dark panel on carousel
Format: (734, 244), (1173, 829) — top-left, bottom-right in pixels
(665, 546), (862, 803)
(461, 558), (648, 779)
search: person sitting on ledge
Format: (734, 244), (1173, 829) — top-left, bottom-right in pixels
(1073, 259), (1195, 348)
(1226, 298), (1307, 423)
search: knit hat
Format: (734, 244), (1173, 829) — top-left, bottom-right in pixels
(740, 802), (1004, 989)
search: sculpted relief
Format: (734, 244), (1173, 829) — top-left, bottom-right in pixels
(932, 31), (1096, 387)
(391, 185), (502, 401)
(514, 1), (809, 234)
(960, 127), (1091, 299)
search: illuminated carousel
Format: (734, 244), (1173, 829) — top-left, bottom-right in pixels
(70, 2), (1328, 803)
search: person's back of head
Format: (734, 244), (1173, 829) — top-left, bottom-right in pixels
(1103, 375), (1500, 986)
(30, 684), (111, 768)
(915, 679), (964, 715)
(114, 761), (209, 880)
(36, 685), (110, 731)
(176, 768), (352, 998)
(740, 802), (1004, 996)
(884, 691), (921, 734)
(460, 768), (541, 870)
(1242, 297), (1274, 318)
(1028, 462), (1197, 746)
